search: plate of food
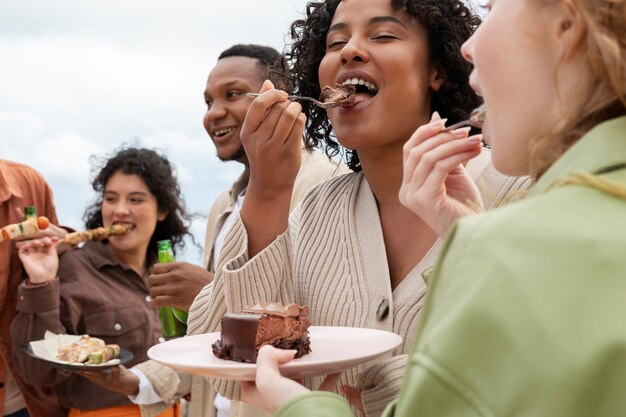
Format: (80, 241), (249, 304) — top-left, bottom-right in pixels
(147, 302), (402, 381)
(20, 332), (133, 371)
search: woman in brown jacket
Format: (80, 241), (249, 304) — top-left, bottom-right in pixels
(11, 147), (191, 417)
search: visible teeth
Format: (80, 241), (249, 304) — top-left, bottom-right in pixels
(214, 127), (235, 137)
(341, 78), (378, 92)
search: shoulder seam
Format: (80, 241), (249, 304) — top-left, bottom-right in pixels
(412, 352), (497, 417)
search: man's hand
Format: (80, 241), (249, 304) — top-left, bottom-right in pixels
(148, 262), (214, 311)
(80, 366), (140, 396)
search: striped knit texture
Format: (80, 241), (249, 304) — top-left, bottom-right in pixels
(187, 157), (529, 417)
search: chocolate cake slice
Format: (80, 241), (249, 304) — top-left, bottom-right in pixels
(319, 84), (356, 107)
(212, 302), (311, 363)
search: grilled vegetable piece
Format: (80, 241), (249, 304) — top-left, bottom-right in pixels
(56, 336), (120, 365)
(0, 217), (50, 243)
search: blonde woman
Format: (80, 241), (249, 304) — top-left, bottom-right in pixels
(241, 0), (626, 415)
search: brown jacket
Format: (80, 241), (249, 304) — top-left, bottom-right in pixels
(0, 159), (66, 417)
(11, 240), (162, 410)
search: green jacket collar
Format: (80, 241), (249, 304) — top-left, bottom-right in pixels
(531, 116), (626, 196)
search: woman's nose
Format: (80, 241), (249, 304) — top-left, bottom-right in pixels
(340, 36), (369, 65)
(113, 201), (130, 215)
(461, 33), (475, 64)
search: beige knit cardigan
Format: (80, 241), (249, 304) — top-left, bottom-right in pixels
(187, 149), (531, 417)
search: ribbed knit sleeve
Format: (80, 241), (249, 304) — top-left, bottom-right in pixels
(135, 360), (191, 417)
(187, 205), (300, 401)
(220, 214), (295, 313)
(358, 355), (408, 416)
(186, 281), (214, 335)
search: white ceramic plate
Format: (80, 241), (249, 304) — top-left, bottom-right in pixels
(148, 326), (402, 381)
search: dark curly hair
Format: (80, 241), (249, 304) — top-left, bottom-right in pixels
(286, 0), (482, 171)
(83, 147), (192, 256)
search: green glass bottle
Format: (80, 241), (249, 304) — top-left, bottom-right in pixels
(24, 206), (37, 221)
(156, 239), (188, 339)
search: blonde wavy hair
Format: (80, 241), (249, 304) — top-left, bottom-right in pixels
(528, 0), (626, 178)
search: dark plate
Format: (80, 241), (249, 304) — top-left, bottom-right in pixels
(20, 342), (133, 372)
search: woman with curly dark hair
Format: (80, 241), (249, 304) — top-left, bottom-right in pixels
(83, 147), (191, 258)
(240, 0), (626, 414)
(12, 147), (191, 417)
(288, 0), (483, 172)
(189, 1), (528, 416)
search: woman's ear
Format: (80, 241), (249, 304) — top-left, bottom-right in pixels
(556, 1), (587, 59)
(157, 210), (168, 222)
(429, 66), (445, 92)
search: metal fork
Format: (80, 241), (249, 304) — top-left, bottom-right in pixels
(245, 92), (340, 109)
(443, 104), (486, 131)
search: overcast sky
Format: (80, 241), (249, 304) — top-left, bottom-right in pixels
(0, 0), (312, 262)
(1, 0), (479, 263)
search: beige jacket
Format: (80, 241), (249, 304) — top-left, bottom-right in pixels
(137, 149), (348, 417)
(186, 148), (531, 417)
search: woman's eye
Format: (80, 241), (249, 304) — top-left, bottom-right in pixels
(205, 100), (213, 109)
(373, 34), (398, 41)
(327, 39), (347, 50)
(130, 198), (144, 204)
(227, 91), (242, 99)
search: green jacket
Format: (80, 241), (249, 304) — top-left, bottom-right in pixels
(275, 116), (626, 417)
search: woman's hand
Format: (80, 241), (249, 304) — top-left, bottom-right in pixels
(80, 366), (140, 396)
(239, 80), (307, 257)
(240, 345), (342, 413)
(18, 237), (59, 284)
(399, 112), (484, 237)
(241, 80), (305, 199)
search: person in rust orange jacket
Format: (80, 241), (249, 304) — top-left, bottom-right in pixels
(0, 159), (67, 417)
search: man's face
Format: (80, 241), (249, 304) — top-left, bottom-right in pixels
(203, 56), (265, 162)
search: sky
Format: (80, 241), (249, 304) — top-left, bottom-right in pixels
(1, 0), (480, 263)
(0, 0), (311, 262)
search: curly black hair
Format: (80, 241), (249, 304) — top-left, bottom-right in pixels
(286, 0), (482, 171)
(83, 147), (192, 256)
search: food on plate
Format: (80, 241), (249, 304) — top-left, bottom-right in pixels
(63, 223), (134, 246)
(56, 335), (120, 365)
(319, 84), (356, 107)
(212, 302), (311, 363)
(0, 216), (50, 243)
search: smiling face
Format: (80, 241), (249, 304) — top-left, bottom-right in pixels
(318, 0), (441, 153)
(101, 171), (166, 255)
(203, 56), (265, 163)
(461, 0), (576, 176)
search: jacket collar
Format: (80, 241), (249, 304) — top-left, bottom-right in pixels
(0, 160), (23, 203)
(87, 240), (156, 274)
(531, 116), (626, 196)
